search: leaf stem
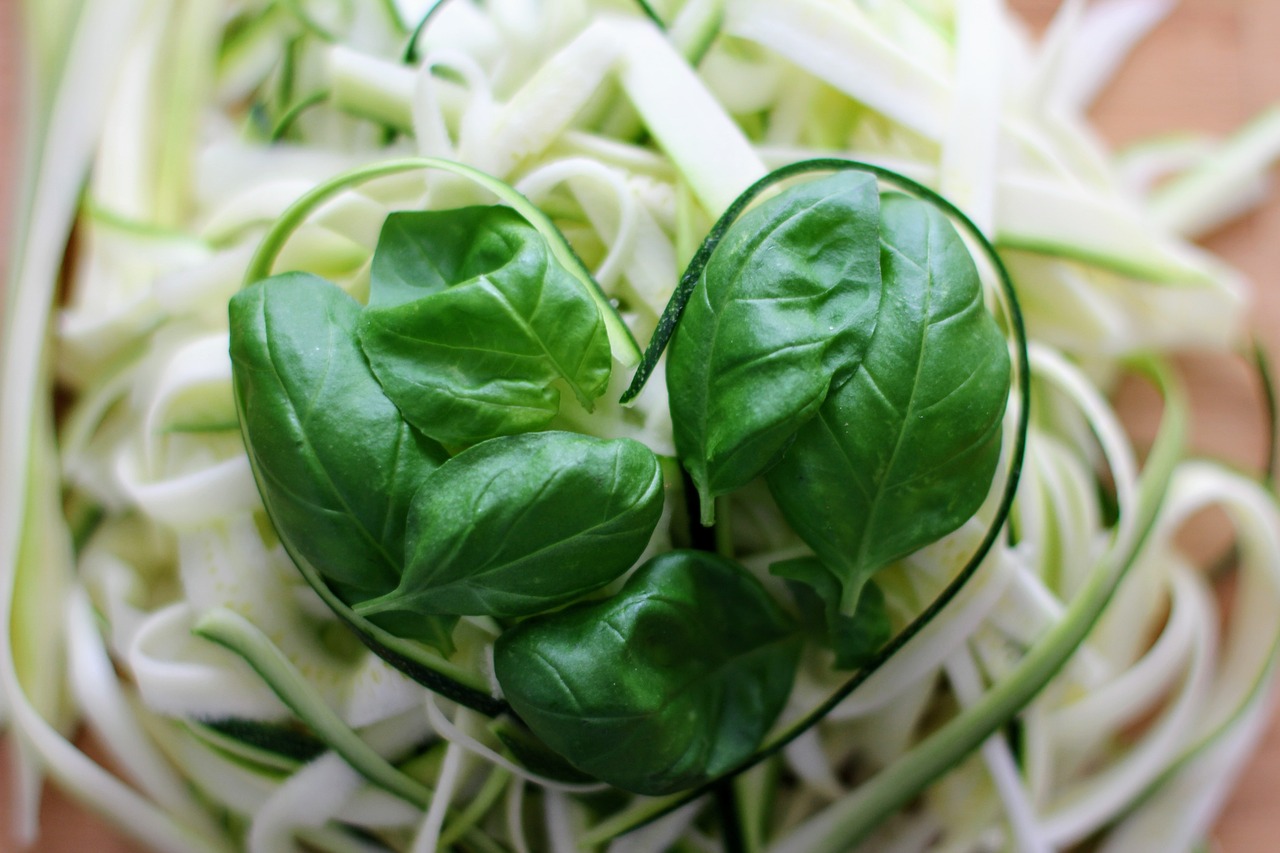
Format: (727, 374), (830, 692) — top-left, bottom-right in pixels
(682, 468), (718, 552)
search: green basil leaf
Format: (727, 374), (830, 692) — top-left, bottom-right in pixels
(666, 171), (882, 523)
(358, 205), (612, 446)
(493, 550), (801, 796)
(229, 273), (459, 649)
(767, 193), (1011, 614)
(354, 431), (664, 619)
(369, 207), (521, 307)
(775, 556), (890, 670)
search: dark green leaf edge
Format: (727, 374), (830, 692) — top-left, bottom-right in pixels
(494, 549), (803, 796)
(590, 158), (1033, 839)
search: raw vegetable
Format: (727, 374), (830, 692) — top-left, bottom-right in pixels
(3, 1), (1280, 852)
(666, 170), (883, 523)
(358, 205), (614, 446)
(495, 550), (803, 796)
(766, 191), (1010, 617)
(352, 430), (664, 620)
(229, 272), (451, 598)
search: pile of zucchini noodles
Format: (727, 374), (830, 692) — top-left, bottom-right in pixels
(4, 1), (1280, 851)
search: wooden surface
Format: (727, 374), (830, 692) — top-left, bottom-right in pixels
(2, 1), (1280, 850)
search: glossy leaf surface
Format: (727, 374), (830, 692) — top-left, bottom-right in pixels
(229, 273), (458, 648)
(230, 273), (448, 593)
(767, 194), (1010, 614)
(358, 205), (612, 447)
(369, 207), (519, 307)
(493, 550), (801, 795)
(355, 432), (664, 619)
(666, 171), (882, 521)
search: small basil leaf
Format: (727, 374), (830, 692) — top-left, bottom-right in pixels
(354, 432), (663, 619)
(767, 193), (1011, 614)
(774, 556), (890, 670)
(229, 273), (458, 652)
(666, 171), (882, 522)
(358, 205), (612, 446)
(493, 550), (801, 796)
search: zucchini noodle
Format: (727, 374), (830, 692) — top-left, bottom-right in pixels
(4, 1), (1280, 852)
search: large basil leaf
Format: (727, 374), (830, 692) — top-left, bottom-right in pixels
(767, 194), (1010, 615)
(493, 550), (801, 795)
(358, 205), (612, 447)
(354, 431), (664, 619)
(666, 172), (882, 523)
(229, 273), (448, 593)
(228, 273), (458, 649)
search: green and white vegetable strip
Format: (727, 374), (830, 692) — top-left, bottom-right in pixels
(5, 1), (1280, 852)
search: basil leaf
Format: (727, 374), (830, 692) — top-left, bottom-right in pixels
(775, 556), (890, 670)
(493, 550), (801, 796)
(666, 172), (882, 523)
(767, 194), (1010, 614)
(369, 207), (524, 307)
(230, 273), (447, 591)
(354, 431), (664, 619)
(229, 273), (458, 649)
(358, 205), (612, 447)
